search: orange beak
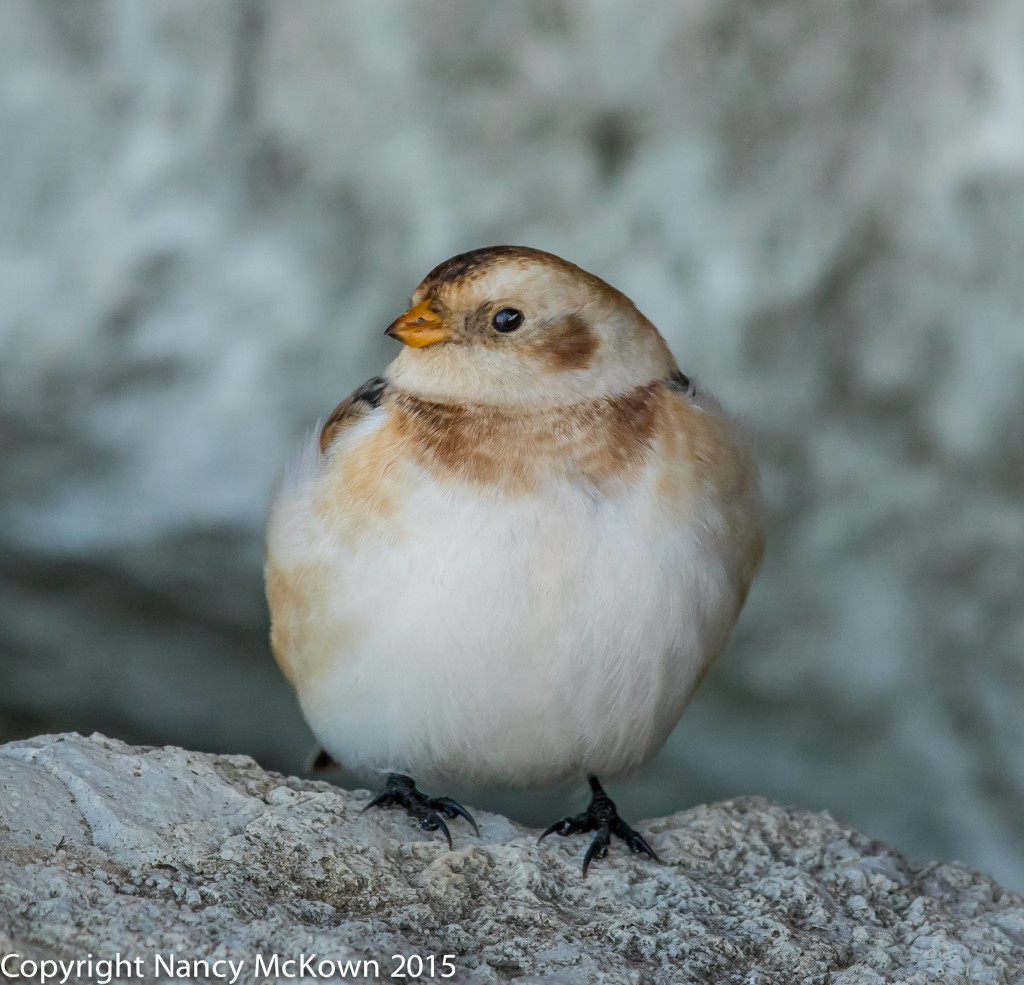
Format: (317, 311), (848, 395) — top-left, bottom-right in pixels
(384, 299), (450, 348)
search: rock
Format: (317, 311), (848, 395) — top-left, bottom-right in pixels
(2, 734), (1021, 984)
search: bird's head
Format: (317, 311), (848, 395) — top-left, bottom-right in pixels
(384, 246), (675, 407)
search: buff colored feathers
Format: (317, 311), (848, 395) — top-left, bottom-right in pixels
(266, 246), (762, 800)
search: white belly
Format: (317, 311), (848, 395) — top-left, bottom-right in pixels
(269, 426), (750, 788)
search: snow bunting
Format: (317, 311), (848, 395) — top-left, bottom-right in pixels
(265, 246), (764, 874)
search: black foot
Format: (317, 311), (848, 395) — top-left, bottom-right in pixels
(362, 773), (479, 849)
(538, 775), (659, 877)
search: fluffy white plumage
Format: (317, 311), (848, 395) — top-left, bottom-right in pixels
(265, 246), (763, 793)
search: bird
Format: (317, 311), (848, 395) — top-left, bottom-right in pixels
(265, 246), (764, 875)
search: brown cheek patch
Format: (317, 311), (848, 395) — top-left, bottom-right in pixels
(527, 313), (599, 371)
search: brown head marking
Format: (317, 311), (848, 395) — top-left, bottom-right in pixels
(524, 313), (599, 372)
(418, 245), (579, 294)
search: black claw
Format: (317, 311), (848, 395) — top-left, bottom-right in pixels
(360, 790), (392, 813)
(537, 813), (588, 844)
(581, 834), (610, 878)
(432, 796), (481, 837)
(628, 832), (660, 861)
(362, 773), (477, 849)
(611, 815), (660, 861)
(538, 775), (659, 876)
(419, 811), (453, 850)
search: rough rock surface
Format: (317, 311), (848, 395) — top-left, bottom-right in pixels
(2, 734), (1022, 984)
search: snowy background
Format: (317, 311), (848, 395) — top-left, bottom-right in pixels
(1, 1), (1022, 889)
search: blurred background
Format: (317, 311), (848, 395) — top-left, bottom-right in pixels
(1, 0), (1022, 890)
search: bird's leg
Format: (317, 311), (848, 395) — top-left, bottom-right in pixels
(538, 775), (659, 877)
(361, 773), (479, 849)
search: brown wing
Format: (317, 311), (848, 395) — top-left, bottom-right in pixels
(319, 376), (389, 453)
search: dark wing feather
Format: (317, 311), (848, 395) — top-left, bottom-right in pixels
(319, 376), (389, 453)
(666, 369), (694, 395)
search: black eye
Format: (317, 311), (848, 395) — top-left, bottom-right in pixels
(492, 307), (524, 333)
